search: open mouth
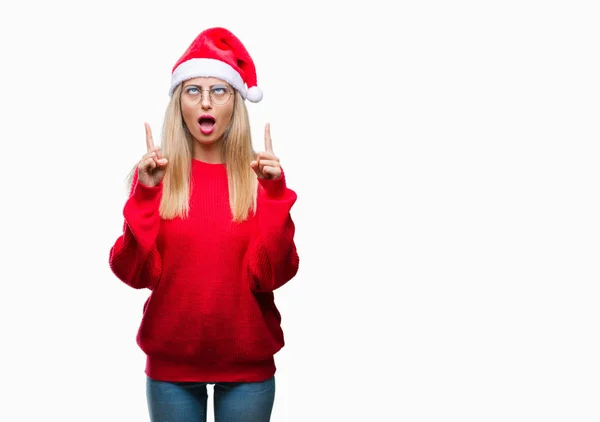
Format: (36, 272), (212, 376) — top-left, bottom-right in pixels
(198, 115), (216, 135)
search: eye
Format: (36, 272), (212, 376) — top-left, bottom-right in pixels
(185, 86), (200, 95)
(211, 85), (229, 96)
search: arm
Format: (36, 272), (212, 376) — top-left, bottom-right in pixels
(108, 172), (163, 290)
(247, 169), (300, 292)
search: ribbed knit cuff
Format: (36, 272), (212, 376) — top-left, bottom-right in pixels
(258, 169), (287, 199)
(133, 180), (163, 204)
(123, 180), (162, 251)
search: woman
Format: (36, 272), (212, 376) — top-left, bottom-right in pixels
(108, 27), (299, 422)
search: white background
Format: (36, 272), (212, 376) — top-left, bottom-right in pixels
(0, 0), (598, 421)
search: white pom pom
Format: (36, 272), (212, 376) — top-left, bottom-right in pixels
(246, 86), (263, 103)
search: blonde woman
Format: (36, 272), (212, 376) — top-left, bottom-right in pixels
(108, 27), (299, 422)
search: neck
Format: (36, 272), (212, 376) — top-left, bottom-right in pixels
(193, 139), (224, 164)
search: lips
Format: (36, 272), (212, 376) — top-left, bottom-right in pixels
(198, 114), (216, 135)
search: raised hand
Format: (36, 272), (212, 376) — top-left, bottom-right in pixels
(250, 123), (282, 180)
(137, 122), (168, 187)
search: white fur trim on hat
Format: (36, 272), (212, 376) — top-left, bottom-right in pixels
(169, 58), (248, 98)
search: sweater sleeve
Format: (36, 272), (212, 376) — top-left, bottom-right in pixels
(247, 169), (300, 292)
(108, 173), (163, 290)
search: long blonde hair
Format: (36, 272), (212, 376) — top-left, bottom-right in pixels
(128, 84), (258, 222)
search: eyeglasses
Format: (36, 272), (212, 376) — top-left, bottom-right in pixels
(181, 84), (234, 106)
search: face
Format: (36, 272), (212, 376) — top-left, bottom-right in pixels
(180, 77), (235, 145)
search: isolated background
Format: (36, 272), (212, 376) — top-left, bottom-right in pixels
(0, 0), (598, 421)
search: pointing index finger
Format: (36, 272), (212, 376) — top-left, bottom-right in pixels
(264, 123), (273, 153)
(145, 122), (155, 152)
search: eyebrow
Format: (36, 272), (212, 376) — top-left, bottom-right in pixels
(184, 83), (228, 89)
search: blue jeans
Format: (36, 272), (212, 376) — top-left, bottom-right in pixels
(146, 375), (275, 422)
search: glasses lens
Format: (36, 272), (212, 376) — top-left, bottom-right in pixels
(182, 86), (201, 106)
(210, 86), (231, 105)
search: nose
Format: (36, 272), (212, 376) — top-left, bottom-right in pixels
(200, 90), (212, 109)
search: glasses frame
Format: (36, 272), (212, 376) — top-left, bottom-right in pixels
(181, 84), (234, 107)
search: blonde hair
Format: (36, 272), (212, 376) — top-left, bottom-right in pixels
(128, 84), (258, 222)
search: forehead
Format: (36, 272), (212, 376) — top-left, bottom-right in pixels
(183, 77), (228, 87)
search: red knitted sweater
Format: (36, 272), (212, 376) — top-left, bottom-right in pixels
(109, 159), (299, 382)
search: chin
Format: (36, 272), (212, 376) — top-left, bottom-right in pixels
(193, 131), (223, 145)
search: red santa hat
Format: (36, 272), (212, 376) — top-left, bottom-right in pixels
(169, 27), (263, 103)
